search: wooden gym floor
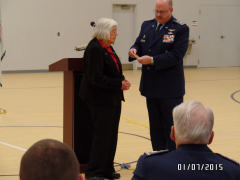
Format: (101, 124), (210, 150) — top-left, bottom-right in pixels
(0, 67), (240, 179)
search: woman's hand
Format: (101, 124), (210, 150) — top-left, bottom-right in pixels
(121, 79), (131, 90)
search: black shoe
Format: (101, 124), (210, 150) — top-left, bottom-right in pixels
(105, 172), (121, 179)
(112, 172), (120, 179)
(85, 176), (105, 180)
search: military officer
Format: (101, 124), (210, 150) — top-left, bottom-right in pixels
(129, 0), (189, 151)
(132, 101), (240, 180)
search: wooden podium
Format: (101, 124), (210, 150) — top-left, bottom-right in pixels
(49, 58), (91, 173)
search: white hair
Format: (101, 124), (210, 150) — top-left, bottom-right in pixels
(93, 17), (118, 40)
(173, 100), (214, 144)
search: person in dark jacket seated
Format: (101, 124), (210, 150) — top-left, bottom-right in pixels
(20, 139), (84, 180)
(132, 100), (240, 180)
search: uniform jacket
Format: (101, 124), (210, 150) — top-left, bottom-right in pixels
(80, 38), (125, 106)
(132, 144), (240, 180)
(129, 16), (189, 98)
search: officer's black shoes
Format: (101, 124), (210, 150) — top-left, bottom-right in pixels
(85, 173), (120, 180)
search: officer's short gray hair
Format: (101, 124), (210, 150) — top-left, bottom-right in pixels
(93, 17), (118, 40)
(156, 0), (173, 8)
(169, 0), (172, 8)
(173, 100), (214, 144)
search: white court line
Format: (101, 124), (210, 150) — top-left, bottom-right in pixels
(0, 141), (27, 151)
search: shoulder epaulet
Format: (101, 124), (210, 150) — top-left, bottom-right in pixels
(216, 153), (240, 166)
(143, 18), (155, 24)
(144, 149), (169, 157)
(173, 19), (185, 26)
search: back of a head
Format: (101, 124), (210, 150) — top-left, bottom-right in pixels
(20, 139), (80, 180)
(173, 100), (214, 144)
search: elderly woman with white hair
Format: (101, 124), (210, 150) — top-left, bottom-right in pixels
(79, 18), (131, 180)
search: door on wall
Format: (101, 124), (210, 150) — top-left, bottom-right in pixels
(199, 6), (240, 67)
(112, 4), (137, 69)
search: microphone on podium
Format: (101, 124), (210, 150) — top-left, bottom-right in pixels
(74, 21), (95, 51)
(90, 21), (96, 27)
(74, 45), (86, 51)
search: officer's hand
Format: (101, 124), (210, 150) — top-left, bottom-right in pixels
(129, 48), (137, 58)
(137, 55), (152, 65)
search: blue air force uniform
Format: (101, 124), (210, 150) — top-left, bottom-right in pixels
(132, 144), (240, 180)
(129, 16), (189, 151)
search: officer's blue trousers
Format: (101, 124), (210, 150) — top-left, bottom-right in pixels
(146, 97), (183, 151)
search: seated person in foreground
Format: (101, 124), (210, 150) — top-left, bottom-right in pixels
(19, 139), (85, 180)
(132, 100), (240, 180)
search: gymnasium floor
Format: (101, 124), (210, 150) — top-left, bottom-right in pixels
(0, 67), (240, 179)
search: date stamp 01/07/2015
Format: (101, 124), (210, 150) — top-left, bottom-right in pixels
(177, 164), (223, 171)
